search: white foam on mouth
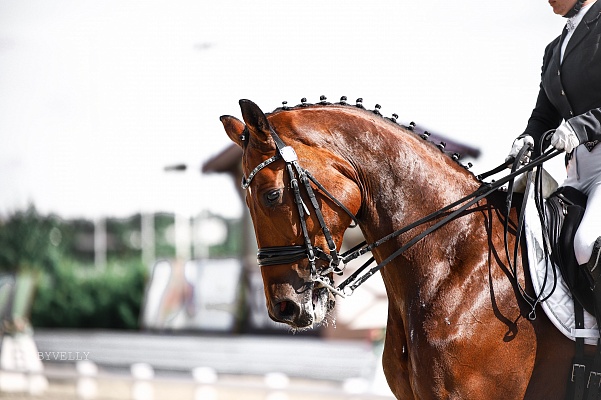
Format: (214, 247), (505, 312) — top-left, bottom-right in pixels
(284, 285), (336, 332)
(311, 287), (328, 325)
(298, 298), (315, 329)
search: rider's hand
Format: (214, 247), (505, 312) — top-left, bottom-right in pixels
(506, 135), (534, 163)
(550, 121), (579, 153)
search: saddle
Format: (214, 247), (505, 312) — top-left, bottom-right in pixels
(543, 186), (601, 400)
(545, 186), (592, 314)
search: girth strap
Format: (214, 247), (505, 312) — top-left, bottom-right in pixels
(571, 302), (587, 400)
(566, 289), (601, 400)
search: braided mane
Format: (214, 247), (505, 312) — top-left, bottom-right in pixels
(266, 95), (475, 173)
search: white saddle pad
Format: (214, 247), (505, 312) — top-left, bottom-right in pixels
(524, 180), (599, 345)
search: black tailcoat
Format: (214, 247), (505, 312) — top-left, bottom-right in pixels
(523, 0), (601, 151)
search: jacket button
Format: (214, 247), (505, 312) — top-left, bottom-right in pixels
(561, 90), (565, 96)
(558, 70), (561, 76)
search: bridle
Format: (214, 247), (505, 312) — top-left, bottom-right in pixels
(242, 126), (562, 305)
(242, 127), (359, 297)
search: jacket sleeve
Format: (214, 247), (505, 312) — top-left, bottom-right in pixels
(566, 108), (601, 144)
(520, 42), (563, 153)
(521, 84), (563, 147)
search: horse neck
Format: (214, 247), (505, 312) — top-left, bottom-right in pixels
(325, 114), (487, 302)
(340, 119), (480, 240)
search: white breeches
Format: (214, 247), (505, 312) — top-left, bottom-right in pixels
(562, 144), (601, 265)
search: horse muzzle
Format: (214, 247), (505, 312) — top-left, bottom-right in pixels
(268, 283), (335, 329)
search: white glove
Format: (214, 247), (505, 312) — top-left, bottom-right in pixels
(506, 135), (534, 162)
(550, 121), (579, 153)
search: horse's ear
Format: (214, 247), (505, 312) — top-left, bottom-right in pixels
(220, 115), (246, 147)
(239, 99), (272, 144)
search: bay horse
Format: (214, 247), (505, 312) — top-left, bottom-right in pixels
(220, 97), (589, 399)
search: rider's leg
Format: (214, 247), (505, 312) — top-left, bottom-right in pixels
(564, 145), (601, 267)
(587, 237), (601, 282)
(574, 182), (601, 266)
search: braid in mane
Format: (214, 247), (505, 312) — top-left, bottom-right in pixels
(267, 95), (476, 174)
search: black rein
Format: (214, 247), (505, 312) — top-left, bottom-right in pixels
(242, 126), (562, 301)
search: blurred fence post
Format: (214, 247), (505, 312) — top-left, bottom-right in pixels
(175, 214), (191, 261)
(264, 372), (290, 400)
(141, 212), (155, 269)
(76, 360), (98, 399)
(192, 366), (217, 400)
(94, 217), (106, 268)
(131, 362), (154, 400)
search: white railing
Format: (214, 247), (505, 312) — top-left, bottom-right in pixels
(0, 360), (394, 400)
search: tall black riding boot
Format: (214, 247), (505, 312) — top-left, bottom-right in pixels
(587, 237), (601, 285)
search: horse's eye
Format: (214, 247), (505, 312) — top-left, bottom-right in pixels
(264, 189), (282, 205)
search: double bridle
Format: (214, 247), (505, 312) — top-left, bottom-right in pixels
(242, 126), (562, 306)
(241, 128), (359, 297)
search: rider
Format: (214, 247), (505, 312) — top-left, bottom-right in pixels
(507, 0), (601, 280)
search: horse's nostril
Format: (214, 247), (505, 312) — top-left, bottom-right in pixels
(274, 300), (298, 322)
(271, 299), (313, 327)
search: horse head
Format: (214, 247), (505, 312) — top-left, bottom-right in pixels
(221, 99), (361, 329)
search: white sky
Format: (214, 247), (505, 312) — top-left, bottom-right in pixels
(0, 0), (568, 219)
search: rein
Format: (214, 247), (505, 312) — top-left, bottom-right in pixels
(501, 132), (559, 318)
(242, 126), (562, 301)
(338, 145), (561, 296)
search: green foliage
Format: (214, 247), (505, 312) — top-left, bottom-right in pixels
(0, 206), (242, 330)
(30, 260), (147, 330)
(0, 205), (62, 274)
